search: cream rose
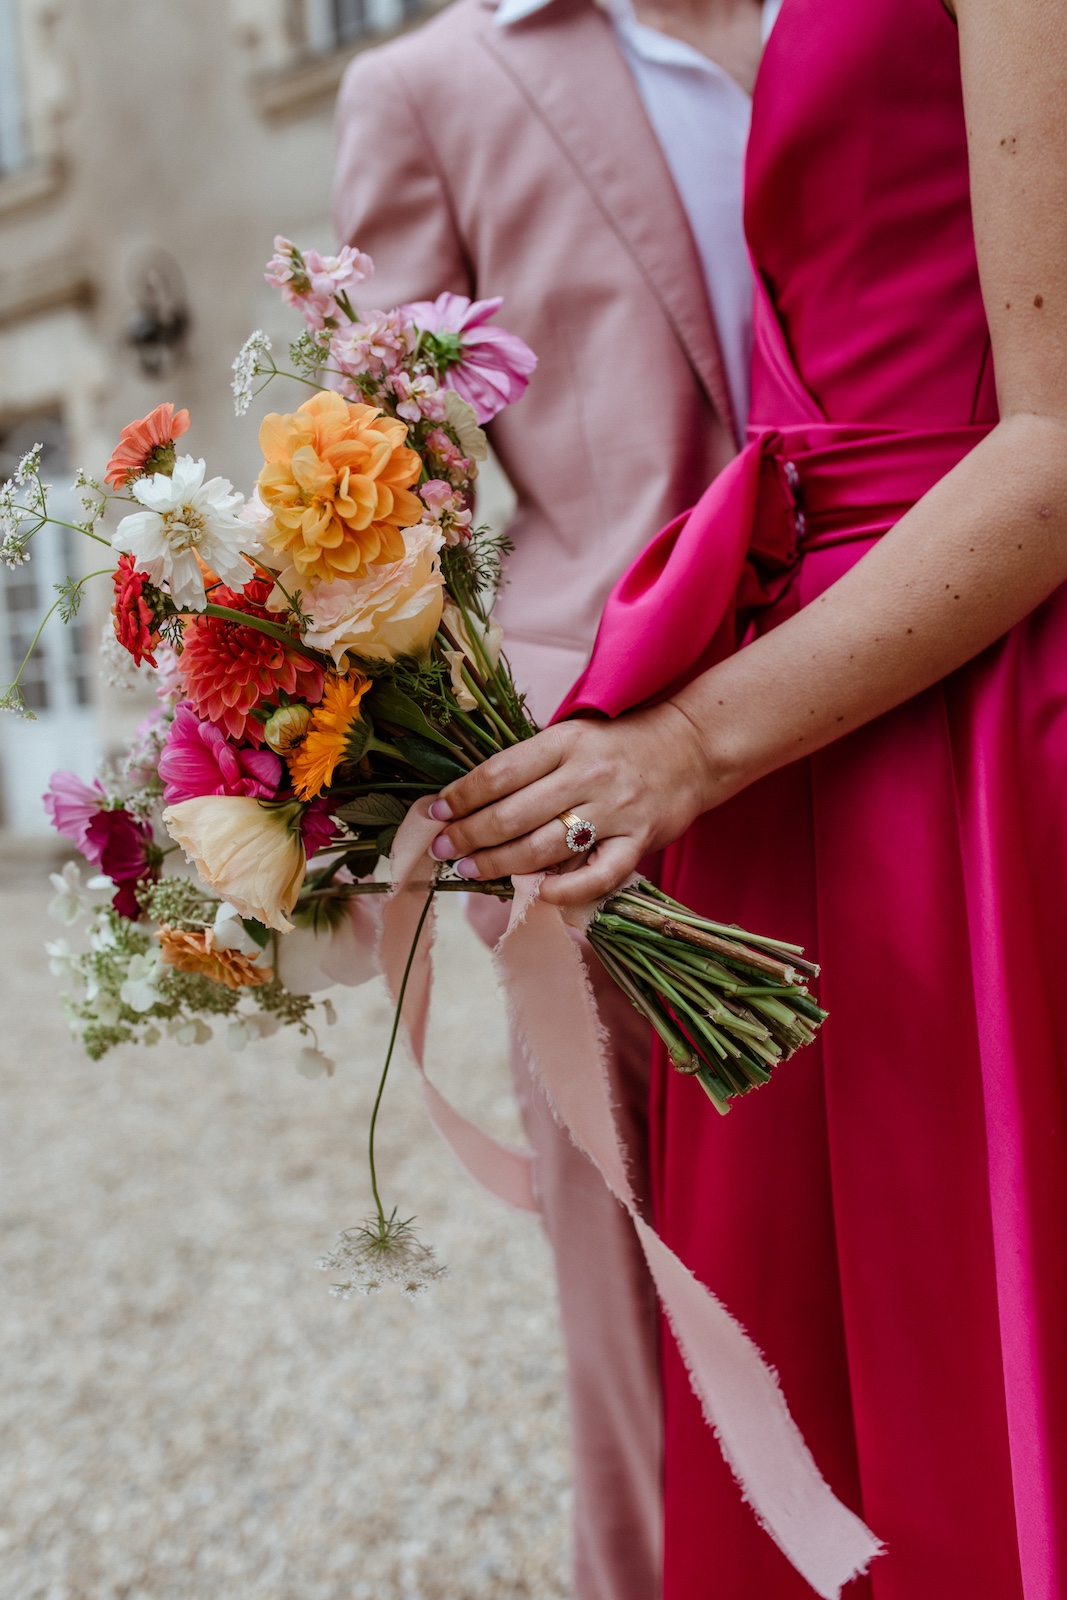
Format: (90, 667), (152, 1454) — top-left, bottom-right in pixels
(161, 796), (306, 933)
(440, 599), (504, 711)
(274, 522), (444, 667)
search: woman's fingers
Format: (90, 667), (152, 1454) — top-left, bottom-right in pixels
(537, 835), (643, 907)
(431, 772), (576, 860)
(451, 820), (575, 881)
(436, 727), (569, 820)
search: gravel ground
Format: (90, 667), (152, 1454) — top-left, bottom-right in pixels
(0, 876), (570, 1600)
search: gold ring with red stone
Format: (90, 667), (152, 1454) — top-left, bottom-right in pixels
(558, 811), (597, 853)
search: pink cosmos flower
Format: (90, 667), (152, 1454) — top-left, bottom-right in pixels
(265, 237), (373, 329)
(43, 771), (107, 852)
(84, 808), (159, 920)
(158, 703), (282, 806)
(403, 293), (538, 424)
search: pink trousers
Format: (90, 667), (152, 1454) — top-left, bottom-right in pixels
(466, 894), (662, 1600)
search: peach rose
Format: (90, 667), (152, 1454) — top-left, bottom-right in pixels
(281, 521), (445, 667)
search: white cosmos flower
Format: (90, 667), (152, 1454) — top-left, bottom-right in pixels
(112, 455), (253, 610)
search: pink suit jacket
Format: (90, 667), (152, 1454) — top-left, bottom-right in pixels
(334, 0), (737, 723)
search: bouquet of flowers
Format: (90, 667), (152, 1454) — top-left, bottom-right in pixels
(1, 239), (827, 1294)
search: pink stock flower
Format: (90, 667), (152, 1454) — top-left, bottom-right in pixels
(158, 703), (282, 806)
(331, 308), (417, 382)
(84, 808), (159, 920)
(403, 293), (538, 423)
(425, 427), (471, 487)
(43, 771), (107, 852)
(419, 479), (473, 545)
(391, 371), (446, 424)
(300, 797), (337, 857)
(265, 237), (373, 329)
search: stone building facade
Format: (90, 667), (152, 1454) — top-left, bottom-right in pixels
(0, 0), (443, 831)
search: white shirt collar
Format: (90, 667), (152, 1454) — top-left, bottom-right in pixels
(494, 0), (784, 49)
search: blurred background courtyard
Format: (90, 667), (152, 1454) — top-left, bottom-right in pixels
(0, 1), (569, 1595)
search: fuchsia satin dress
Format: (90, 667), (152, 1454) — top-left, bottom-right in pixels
(558, 0), (1067, 1594)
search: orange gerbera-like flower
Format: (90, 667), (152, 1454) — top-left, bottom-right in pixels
(257, 390), (422, 585)
(104, 402), (191, 488)
(156, 925), (273, 990)
(179, 575), (325, 744)
(286, 671), (373, 801)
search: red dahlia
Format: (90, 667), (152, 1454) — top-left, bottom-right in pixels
(112, 554), (161, 668)
(178, 576), (324, 744)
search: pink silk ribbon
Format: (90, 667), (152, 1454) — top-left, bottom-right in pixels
(380, 797), (884, 1599)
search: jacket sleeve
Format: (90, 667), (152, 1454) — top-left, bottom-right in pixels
(333, 46), (472, 308)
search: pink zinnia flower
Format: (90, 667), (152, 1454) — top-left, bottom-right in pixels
(403, 293), (537, 423)
(159, 704), (282, 805)
(43, 771), (107, 852)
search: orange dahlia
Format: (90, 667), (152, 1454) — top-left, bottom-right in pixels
(105, 402), (190, 488)
(156, 925), (273, 990)
(178, 576), (324, 744)
(286, 671), (373, 801)
(257, 390), (423, 585)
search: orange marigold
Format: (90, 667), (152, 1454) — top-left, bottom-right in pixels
(156, 925), (273, 990)
(257, 390), (422, 585)
(286, 670), (373, 801)
(105, 402), (190, 488)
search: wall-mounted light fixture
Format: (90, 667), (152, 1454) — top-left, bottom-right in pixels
(125, 248), (190, 378)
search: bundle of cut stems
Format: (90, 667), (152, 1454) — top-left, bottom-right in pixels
(586, 879), (826, 1113)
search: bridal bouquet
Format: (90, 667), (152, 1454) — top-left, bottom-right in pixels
(2, 239), (826, 1293)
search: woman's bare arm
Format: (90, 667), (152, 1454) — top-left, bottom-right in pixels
(430, 0), (1067, 905)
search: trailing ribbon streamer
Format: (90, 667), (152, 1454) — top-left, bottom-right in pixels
(381, 799), (883, 1599)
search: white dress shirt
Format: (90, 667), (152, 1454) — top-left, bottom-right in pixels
(495, 0), (782, 434)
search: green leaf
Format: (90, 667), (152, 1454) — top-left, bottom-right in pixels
(375, 824), (399, 856)
(241, 917), (271, 949)
(369, 681), (460, 753)
(394, 733), (467, 784)
(335, 793), (407, 830)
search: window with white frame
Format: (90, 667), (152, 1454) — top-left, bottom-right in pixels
(0, 415), (93, 715)
(304, 0), (425, 52)
(0, 0), (28, 178)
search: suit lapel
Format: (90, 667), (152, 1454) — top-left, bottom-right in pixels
(477, 0), (737, 436)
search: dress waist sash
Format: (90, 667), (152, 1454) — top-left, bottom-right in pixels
(555, 421), (993, 723)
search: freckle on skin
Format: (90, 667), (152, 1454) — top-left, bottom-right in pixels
(907, 627), (914, 634)
(1035, 294), (1044, 308)
(1039, 507), (1052, 518)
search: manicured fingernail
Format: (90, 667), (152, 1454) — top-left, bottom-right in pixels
(455, 857), (481, 880)
(429, 799), (453, 822)
(430, 833), (454, 860)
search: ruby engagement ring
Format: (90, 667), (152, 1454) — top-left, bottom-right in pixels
(558, 811), (597, 853)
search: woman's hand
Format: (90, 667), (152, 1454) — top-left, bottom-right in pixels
(426, 701), (723, 907)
